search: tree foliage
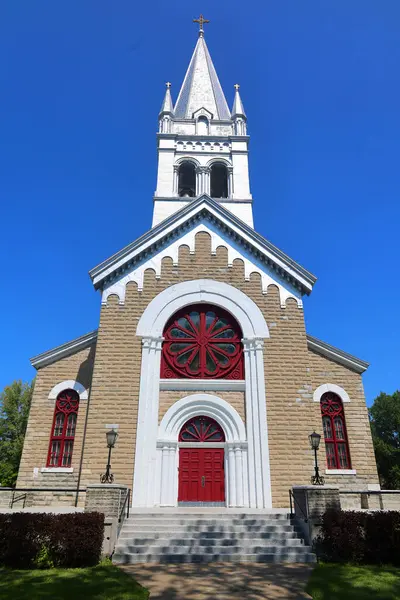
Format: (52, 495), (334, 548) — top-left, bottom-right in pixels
(0, 380), (33, 487)
(369, 390), (400, 490)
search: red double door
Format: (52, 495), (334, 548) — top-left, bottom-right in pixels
(178, 448), (225, 502)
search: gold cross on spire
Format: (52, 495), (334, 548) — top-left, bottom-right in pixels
(193, 14), (210, 36)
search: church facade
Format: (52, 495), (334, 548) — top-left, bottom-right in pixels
(17, 26), (379, 509)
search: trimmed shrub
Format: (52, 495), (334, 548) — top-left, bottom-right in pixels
(316, 509), (400, 565)
(0, 512), (104, 568)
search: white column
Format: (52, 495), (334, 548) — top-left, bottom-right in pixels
(158, 441), (178, 506)
(243, 338), (272, 508)
(195, 167), (202, 195)
(227, 166), (234, 198)
(204, 167), (210, 196)
(172, 165), (178, 196)
(228, 445), (236, 507)
(132, 336), (163, 507)
(235, 445), (244, 507)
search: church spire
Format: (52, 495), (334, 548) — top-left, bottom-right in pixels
(159, 82), (174, 116)
(174, 18), (230, 121)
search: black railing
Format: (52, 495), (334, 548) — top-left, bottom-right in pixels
(289, 489), (308, 522)
(118, 488), (131, 535)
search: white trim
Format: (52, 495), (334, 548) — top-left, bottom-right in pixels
(313, 383), (350, 403)
(48, 380), (88, 400)
(158, 394), (247, 443)
(40, 467), (74, 473)
(160, 379), (245, 392)
(132, 280), (272, 510)
(325, 469), (357, 475)
(368, 483), (381, 491)
(136, 280), (269, 339)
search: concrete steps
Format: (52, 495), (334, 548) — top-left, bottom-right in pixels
(113, 511), (316, 564)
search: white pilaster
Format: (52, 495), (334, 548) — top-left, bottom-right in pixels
(132, 336), (163, 507)
(243, 337), (272, 508)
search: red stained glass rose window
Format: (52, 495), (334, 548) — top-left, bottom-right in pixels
(161, 304), (244, 379)
(321, 392), (351, 470)
(47, 389), (79, 468)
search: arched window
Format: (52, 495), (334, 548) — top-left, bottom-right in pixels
(197, 116), (209, 136)
(161, 304), (244, 379)
(321, 392), (351, 469)
(178, 162), (196, 197)
(210, 163), (228, 198)
(47, 389), (79, 467)
(179, 416), (225, 442)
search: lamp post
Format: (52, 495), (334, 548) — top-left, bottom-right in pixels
(309, 431), (324, 486)
(100, 429), (118, 484)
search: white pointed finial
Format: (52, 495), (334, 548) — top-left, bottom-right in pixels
(166, 82), (171, 89)
(234, 83), (240, 91)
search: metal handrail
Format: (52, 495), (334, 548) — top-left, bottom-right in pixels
(10, 493), (27, 509)
(289, 489), (308, 522)
(118, 488), (131, 534)
(0, 487), (87, 492)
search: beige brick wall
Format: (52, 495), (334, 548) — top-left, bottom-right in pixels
(159, 390), (245, 424)
(307, 350), (379, 490)
(17, 343), (96, 499)
(21, 231), (378, 509)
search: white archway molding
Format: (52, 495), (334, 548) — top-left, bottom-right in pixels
(159, 394), (246, 443)
(156, 394), (249, 508)
(136, 279), (269, 340)
(132, 280), (272, 510)
(48, 380), (88, 400)
(313, 383), (350, 403)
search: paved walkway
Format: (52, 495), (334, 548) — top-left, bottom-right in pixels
(121, 563), (314, 599)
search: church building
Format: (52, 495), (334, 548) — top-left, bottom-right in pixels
(17, 21), (379, 509)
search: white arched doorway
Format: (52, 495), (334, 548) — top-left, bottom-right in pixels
(132, 279), (272, 509)
(156, 394), (248, 507)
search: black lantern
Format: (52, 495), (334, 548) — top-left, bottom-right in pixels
(309, 431), (324, 485)
(100, 429), (118, 484)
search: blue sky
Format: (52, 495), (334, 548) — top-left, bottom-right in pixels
(1, 1), (399, 405)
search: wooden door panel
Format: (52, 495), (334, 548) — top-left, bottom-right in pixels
(178, 447), (225, 502)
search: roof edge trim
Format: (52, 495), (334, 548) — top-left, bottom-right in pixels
(307, 334), (369, 374)
(30, 330), (98, 370)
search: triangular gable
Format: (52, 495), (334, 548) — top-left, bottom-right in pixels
(89, 195), (316, 307)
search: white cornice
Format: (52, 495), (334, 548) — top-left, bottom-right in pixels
(89, 195), (316, 297)
(30, 330), (97, 370)
(160, 379), (246, 392)
(307, 335), (369, 374)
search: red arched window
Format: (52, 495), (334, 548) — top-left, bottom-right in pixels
(161, 304), (244, 379)
(179, 416), (225, 442)
(321, 392), (351, 469)
(47, 389), (79, 467)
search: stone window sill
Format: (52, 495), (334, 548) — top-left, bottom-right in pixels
(325, 469), (356, 475)
(40, 467), (74, 473)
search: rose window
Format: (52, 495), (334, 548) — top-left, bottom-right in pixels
(161, 304), (244, 379)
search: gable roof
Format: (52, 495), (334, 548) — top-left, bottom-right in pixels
(89, 195), (317, 295)
(30, 329), (369, 374)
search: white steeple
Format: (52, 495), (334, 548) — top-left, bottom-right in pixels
(153, 18), (253, 228)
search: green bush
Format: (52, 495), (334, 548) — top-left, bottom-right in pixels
(316, 509), (400, 565)
(0, 512), (104, 569)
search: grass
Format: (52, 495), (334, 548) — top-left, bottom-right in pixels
(306, 563), (400, 600)
(0, 564), (149, 600)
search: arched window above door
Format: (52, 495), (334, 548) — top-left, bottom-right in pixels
(179, 416), (225, 442)
(161, 304), (244, 379)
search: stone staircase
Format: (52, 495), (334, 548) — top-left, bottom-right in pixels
(113, 510), (316, 564)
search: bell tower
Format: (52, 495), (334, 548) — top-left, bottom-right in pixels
(153, 17), (253, 228)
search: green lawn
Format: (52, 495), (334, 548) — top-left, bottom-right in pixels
(307, 563), (400, 600)
(0, 565), (149, 600)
